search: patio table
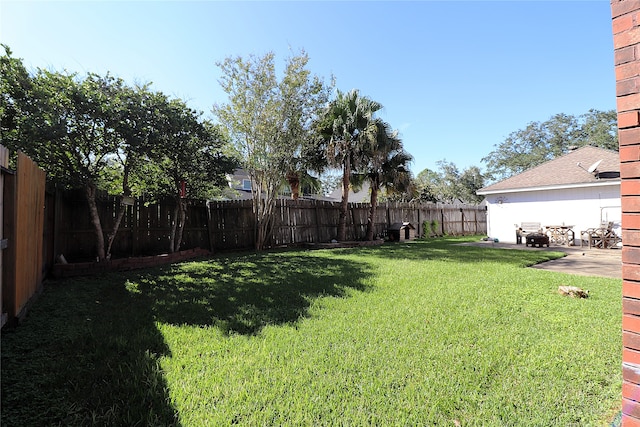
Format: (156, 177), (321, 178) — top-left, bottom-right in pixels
(545, 225), (575, 246)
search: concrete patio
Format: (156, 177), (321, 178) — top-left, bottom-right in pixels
(460, 240), (622, 279)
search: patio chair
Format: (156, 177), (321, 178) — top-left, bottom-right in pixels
(580, 222), (620, 249)
(580, 227), (601, 248)
(602, 224), (622, 248)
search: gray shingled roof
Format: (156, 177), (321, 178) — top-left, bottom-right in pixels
(477, 146), (620, 195)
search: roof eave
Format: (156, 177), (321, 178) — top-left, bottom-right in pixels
(477, 179), (620, 196)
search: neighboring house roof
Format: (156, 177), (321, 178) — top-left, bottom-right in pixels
(327, 181), (371, 203)
(477, 146), (620, 195)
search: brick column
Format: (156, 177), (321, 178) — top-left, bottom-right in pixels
(613, 1), (640, 425)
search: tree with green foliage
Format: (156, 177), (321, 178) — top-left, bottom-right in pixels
(414, 161), (485, 204)
(353, 119), (413, 240)
(1, 46), (235, 259)
(213, 50), (330, 250)
(21, 71), (127, 260)
(458, 166), (485, 204)
(414, 168), (440, 203)
(315, 89), (382, 241)
(1, 52), (151, 259)
(482, 110), (618, 182)
(278, 54), (332, 200)
(0, 45), (33, 147)
(143, 98), (237, 252)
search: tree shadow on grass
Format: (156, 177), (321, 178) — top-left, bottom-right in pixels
(1, 250), (373, 425)
(355, 238), (564, 268)
(132, 251), (374, 335)
(1, 275), (181, 426)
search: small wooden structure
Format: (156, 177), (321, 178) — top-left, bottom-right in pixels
(388, 222), (416, 242)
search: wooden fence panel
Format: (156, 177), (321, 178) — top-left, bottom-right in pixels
(283, 200), (317, 244)
(371, 204), (388, 239)
(208, 200), (254, 250)
(387, 202), (408, 225)
(135, 201), (173, 255)
(441, 208), (460, 235)
(181, 201), (210, 251)
(315, 201), (339, 242)
(350, 203), (370, 241)
(272, 200), (290, 246)
(462, 207), (486, 235)
(134, 203), (154, 255)
(56, 190), (98, 261)
(0, 145), (9, 327)
(418, 205), (440, 236)
(52, 193), (212, 261)
(292, 202), (319, 243)
(13, 153), (46, 318)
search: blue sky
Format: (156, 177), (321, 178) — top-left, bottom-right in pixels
(1, 1), (616, 176)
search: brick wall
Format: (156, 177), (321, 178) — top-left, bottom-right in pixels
(613, 1), (640, 425)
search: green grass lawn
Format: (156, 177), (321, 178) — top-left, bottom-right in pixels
(1, 237), (622, 426)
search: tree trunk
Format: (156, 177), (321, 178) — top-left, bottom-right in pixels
(255, 219), (264, 251)
(337, 157), (351, 241)
(366, 182), (379, 241)
(174, 198), (187, 252)
(254, 199), (273, 251)
(85, 183), (106, 261)
(105, 202), (126, 260)
(287, 171), (300, 201)
(169, 201), (179, 253)
(106, 165), (131, 259)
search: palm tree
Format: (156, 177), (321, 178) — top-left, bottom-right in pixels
(355, 119), (413, 240)
(285, 168), (321, 200)
(316, 89), (382, 241)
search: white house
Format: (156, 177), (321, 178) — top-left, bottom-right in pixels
(476, 146), (621, 245)
(326, 181), (371, 203)
(223, 169), (337, 201)
(223, 168), (254, 200)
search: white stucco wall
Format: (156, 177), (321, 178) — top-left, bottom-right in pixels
(483, 183), (620, 244)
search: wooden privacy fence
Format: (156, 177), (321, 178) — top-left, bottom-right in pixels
(52, 194), (486, 260)
(51, 190), (210, 261)
(2, 150), (46, 327)
(212, 199), (487, 249)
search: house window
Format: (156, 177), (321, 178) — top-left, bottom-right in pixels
(242, 179), (251, 191)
